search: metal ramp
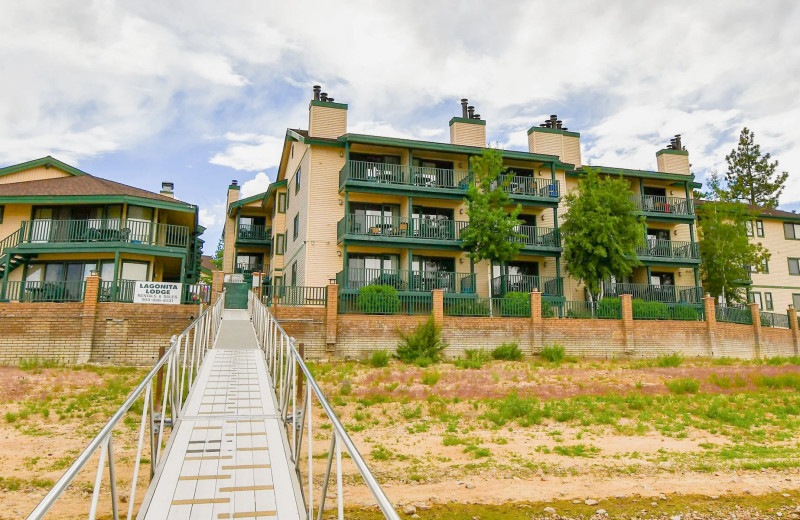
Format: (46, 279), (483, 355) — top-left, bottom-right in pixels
(27, 293), (399, 520)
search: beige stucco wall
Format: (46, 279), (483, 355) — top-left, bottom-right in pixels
(305, 146), (345, 286)
(748, 218), (800, 312)
(656, 152), (690, 175)
(449, 121), (486, 148)
(222, 187), (240, 273)
(0, 203), (32, 242)
(0, 166), (72, 185)
(283, 146), (311, 285)
(527, 131), (581, 167)
(308, 105), (347, 139)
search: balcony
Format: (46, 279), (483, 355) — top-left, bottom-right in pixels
(337, 214), (467, 248)
(339, 160), (471, 198)
(496, 174), (560, 203)
(602, 281), (703, 303)
(15, 219), (190, 252)
(492, 275), (564, 297)
(335, 267), (476, 294)
(237, 224), (271, 244)
(636, 239), (700, 264)
(630, 194), (694, 219)
(511, 225), (560, 252)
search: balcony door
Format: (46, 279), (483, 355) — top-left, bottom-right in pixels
(646, 228), (671, 255)
(239, 216), (266, 239)
(411, 158), (454, 187)
(347, 254), (400, 289)
(126, 205), (154, 244)
(412, 256), (455, 291)
(236, 254), (263, 273)
(412, 206), (453, 239)
(350, 203), (400, 236)
(515, 214), (538, 244)
(349, 153), (401, 182)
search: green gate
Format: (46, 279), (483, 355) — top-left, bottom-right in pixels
(224, 282), (249, 309)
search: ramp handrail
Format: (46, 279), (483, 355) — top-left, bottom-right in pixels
(26, 292), (226, 520)
(249, 291), (400, 520)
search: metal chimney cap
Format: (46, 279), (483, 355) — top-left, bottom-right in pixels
(231, 180), (238, 186)
(161, 181), (174, 190)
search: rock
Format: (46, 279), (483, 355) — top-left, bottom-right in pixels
(573, 500), (581, 504)
(597, 509), (607, 515)
(544, 506), (556, 514)
(465, 483), (475, 489)
(411, 515), (420, 520)
(585, 499), (598, 506)
(402, 505), (416, 515)
(415, 503), (430, 511)
(710, 495), (719, 500)
(671, 515), (683, 520)
(659, 494), (667, 500)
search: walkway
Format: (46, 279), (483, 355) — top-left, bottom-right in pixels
(139, 310), (304, 520)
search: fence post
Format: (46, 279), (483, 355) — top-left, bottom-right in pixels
(530, 291), (542, 355)
(326, 284), (338, 351)
(77, 274), (101, 364)
(750, 302), (762, 360)
(703, 294), (718, 357)
(432, 289), (444, 326)
(210, 270), (224, 307)
(788, 306), (799, 356)
(253, 272), (263, 300)
(620, 294), (634, 351)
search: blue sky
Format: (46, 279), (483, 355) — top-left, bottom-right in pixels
(2, 1), (799, 252)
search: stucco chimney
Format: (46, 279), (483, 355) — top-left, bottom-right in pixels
(449, 98), (486, 148)
(308, 85), (347, 138)
(527, 115), (581, 166)
(656, 134), (690, 174)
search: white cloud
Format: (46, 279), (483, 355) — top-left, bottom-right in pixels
(240, 172), (272, 198)
(199, 207), (219, 228)
(209, 133), (283, 171)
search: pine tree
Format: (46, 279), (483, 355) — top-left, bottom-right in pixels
(725, 127), (789, 209)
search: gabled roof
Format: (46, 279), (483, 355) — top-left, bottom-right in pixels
(0, 156), (88, 179)
(695, 199), (800, 221)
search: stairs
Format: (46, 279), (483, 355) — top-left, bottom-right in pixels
(0, 229), (23, 277)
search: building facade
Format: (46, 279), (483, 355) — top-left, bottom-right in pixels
(222, 87), (704, 306)
(0, 157), (204, 302)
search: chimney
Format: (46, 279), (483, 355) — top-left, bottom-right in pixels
(223, 180), (241, 273)
(449, 98), (486, 148)
(308, 85), (347, 138)
(527, 114), (581, 166)
(159, 181), (174, 198)
(656, 134), (690, 174)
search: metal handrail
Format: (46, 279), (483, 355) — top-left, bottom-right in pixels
(26, 292), (226, 520)
(249, 292), (400, 520)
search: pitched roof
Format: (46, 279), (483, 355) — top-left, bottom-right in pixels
(201, 255), (216, 272)
(695, 199), (800, 221)
(0, 156), (88, 178)
(0, 174), (191, 205)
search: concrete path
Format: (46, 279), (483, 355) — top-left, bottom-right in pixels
(139, 310), (303, 520)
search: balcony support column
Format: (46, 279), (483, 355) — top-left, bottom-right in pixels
(111, 251), (120, 302)
(0, 256), (9, 301)
(694, 267), (700, 287)
(646, 265), (651, 284)
(407, 196), (413, 236)
(343, 191), (349, 215)
(408, 149), (413, 185)
(179, 256), (186, 284)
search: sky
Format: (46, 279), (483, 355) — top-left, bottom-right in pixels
(2, 0), (799, 252)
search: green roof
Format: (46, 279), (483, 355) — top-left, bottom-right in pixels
(0, 156), (88, 179)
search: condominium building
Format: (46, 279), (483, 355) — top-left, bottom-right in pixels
(223, 87), (702, 305)
(0, 157), (204, 302)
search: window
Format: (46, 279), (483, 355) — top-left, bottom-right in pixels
(765, 292), (774, 311)
(793, 294), (800, 309)
(277, 193), (287, 213)
(789, 258), (800, 275)
(0, 205), (4, 223)
(756, 220), (764, 237)
(784, 222), (800, 240)
(275, 234), (285, 254)
(293, 214), (299, 240)
(121, 261), (149, 281)
(295, 167), (301, 194)
(290, 263), (297, 286)
(746, 221), (754, 237)
(748, 291), (763, 310)
(760, 259), (769, 274)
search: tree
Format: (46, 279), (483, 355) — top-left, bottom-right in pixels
(725, 127), (789, 209)
(697, 175), (769, 304)
(561, 170), (645, 301)
(459, 148), (524, 271)
(211, 237), (224, 270)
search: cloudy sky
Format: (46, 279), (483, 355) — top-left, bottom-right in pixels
(2, 1), (799, 249)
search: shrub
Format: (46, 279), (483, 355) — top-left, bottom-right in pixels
(541, 299), (557, 318)
(656, 353), (683, 367)
(632, 299), (699, 321)
(454, 349), (490, 369)
(596, 297), (621, 318)
(492, 342), (523, 361)
(501, 292), (531, 317)
(445, 298), (490, 316)
(368, 350), (390, 368)
(396, 315), (447, 366)
(356, 285), (400, 314)
(421, 370), (441, 385)
(540, 344), (565, 363)
(665, 377), (700, 394)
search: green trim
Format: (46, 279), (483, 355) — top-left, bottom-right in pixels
(570, 166), (695, 183)
(0, 194), (196, 213)
(229, 191), (267, 212)
(228, 183), (240, 190)
(286, 129), (345, 149)
(309, 100), (349, 110)
(527, 126), (581, 138)
(656, 149), (689, 157)
(449, 117), (486, 126)
(749, 284), (800, 290)
(11, 242), (188, 258)
(0, 156), (88, 179)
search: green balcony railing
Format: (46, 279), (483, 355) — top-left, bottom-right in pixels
(631, 301), (705, 321)
(543, 299), (623, 319)
(339, 291), (433, 315)
(340, 160), (472, 191)
(602, 281), (703, 303)
(492, 275), (563, 297)
(716, 305), (752, 325)
(5, 280), (85, 302)
(336, 268), (475, 294)
(337, 214), (468, 242)
(443, 296), (531, 317)
(760, 311), (790, 328)
(263, 286), (327, 307)
(636, 239), (700, 261)
(410, 165), (471, 189)
(0, 228), (21, 258)
(99, 280), (210, 304)
(237, 224), (271, 241)
(497, 174), (560, 199)
(630, 194), (694, 216)
(19, 219), (190, 248)
(512, 226), (559, 248)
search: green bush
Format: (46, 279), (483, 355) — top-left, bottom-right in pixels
(492, 342), (523, 361)
(596, 297), (621, 318)
(540, 344), (565, 363)
(454, 349), (490, 369)
(665, 377), (700, 394)
(632, 299), (700, 321)
(356, 285), (400, 314)
(445, 298), (490, 316)
(368, 350), (390, 368)
(421, 370), (441, 385)
(501, 292), (531, 317)
(656, 352), (683, 367)
(541, 299), (557, 318)
(396, 315), (447, 366)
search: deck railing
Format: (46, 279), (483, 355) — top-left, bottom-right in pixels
(0, 228), (21, 258)
(496, 174), (559, 198)
(336, 267), (475, 293)
(340, 160), (472, 190)
(443, 295), (531, 317)
(511, 225), (559, 248)
(18, 219), (190, 248)
(4, 280), (85, 302)
(26, 294), (225, 519)
(249, 292), (401, 520)
(636, 239), (700, 260)
(338, 292), (433, 315)
(543, 299), (623, 319)
(630, 194), (694, 216)
(716, 305), (752, 325)
(602, 281), (703, 303)
(238, 223), (271, 241)
(263, 285), (327, 306)
(492, 275), (563, 297)
(337, 214), (468, 242)
(96, 281), (210, 304)
(760, 311), (790, 328)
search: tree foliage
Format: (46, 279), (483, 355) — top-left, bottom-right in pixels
(211, 237), (224, 270)
(725, 127), (789, 209)
(460, 148), (523, 264)
(561, 170), (645, 300)
(698, 176), (769, 304)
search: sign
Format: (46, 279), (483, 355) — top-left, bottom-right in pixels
(133, 281), (183, 305)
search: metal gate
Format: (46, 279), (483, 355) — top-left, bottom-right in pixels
(224, 282), (249, 309)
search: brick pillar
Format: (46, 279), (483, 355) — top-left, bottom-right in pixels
(620, 294), (634, 351)
(78, 275), (100, 364)
(788, 306), (799, 356)
(210, 270), (224, 307)
(703, 294), (718, 357)
(325, 284), (338, 350)
(750, 302), (762, 360)
(530, 291), (543, 355)
(253, 272), (263, 300)
(432, 289), (444, 325)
